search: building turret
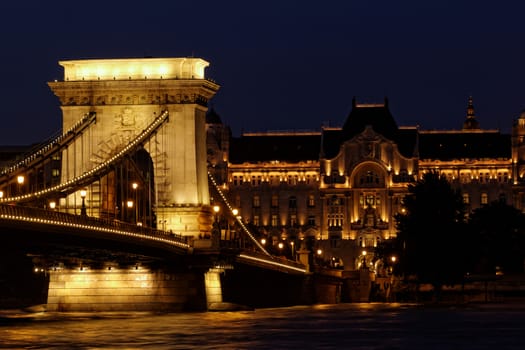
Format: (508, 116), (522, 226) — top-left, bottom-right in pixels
(463, 96), (480, 130)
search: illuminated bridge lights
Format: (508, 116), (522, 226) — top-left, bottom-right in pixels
(1, 112), (96, 176)
(0, 205), (190, 251)
(208, 171), (271, 257)
(0, 111), (169, 204)
(238, 253), (307, 274)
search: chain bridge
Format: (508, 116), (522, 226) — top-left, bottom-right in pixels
(0, 57), (331, 312)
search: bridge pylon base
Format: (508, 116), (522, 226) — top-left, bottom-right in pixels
(156, 205), (213, 239)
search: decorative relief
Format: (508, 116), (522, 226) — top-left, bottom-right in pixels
(118, 108), (136, 127)
(60, 92), (208, 106)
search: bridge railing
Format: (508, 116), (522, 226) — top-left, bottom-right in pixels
(0, 204), (189, 248)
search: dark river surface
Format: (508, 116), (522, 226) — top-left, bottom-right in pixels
(1, 303), (525, 349)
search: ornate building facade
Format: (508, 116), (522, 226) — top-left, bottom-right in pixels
(207, 97), (525, 271)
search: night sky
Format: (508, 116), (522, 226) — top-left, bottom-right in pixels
(1, 1), (524, 145)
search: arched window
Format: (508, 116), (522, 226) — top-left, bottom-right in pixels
(354, 165), (385, 188)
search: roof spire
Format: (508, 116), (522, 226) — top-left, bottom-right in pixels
(463, 96), (480, 130)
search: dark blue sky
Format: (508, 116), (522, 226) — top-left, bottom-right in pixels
(1, 1), (524, 144)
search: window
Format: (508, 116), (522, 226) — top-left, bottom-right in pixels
(289, 214), (297, 226)
(289, 196), (297, 208)
(52, 169), (60, 177)
(307, 215), (316, 226)
(328, 196), (343, 228)
(481, 193), (488, 205)
(463, 193), (470, 204)
(360, 170), (379, 185)
(253, 195), (260, 208)
(235, 195), (240, 208)
(271, 214), (278, 226)
(308, 194), (315, 207)
(271, 194), (279, 208)
(253, 215), (260, 226)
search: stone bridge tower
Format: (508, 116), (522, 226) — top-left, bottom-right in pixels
(48, 57), (220, 238)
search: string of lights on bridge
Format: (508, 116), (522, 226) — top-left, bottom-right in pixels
(0, 112), (97, 176)
(0, 209), (191, 251)
(0, 111), (169, 204)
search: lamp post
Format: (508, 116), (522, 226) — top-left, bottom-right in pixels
(80, 189), (87, 216)
(211, 204), (220, 243)
(127, 200), (134, 223)
(17, 175), (24, 195)
(361, 250), (368, 270)
(132, 182), (139, 225)
(49, 201), (56, 210)
(231, 208), (239, 242)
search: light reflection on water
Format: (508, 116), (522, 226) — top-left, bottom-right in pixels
(1, 303), (525, 349)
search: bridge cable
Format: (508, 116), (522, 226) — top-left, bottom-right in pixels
(0, 111), (169, 204)
(207, 170), (272, 257)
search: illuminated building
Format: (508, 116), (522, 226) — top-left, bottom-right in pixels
(207, 97), (525, 270)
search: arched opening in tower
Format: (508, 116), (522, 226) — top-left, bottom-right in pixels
(100, 148), (156, 228)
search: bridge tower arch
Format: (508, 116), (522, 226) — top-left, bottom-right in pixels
(48, 57), (220, 238)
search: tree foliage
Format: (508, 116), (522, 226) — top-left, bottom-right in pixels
(394, 171), (467, 289)
(467, 199), (525, 274)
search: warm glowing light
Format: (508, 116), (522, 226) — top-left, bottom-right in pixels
(362, 250), (367, 256)
(59, 57), (209, 81)
(261, 238), (266, 245)
(17, 175), (24, 184)
(0, 191), (3, 198)
(317, 249), (323, 256)
(391, 256), (397, 263)
(80, 189), (87, 198)
(132, 182), (138, 190)
(49, 201), (56, 209)
(232, 208), (239, 216)
(213, 205), (220, 213)
(127, 200), (134, 208)
(278, 242), (284, 249)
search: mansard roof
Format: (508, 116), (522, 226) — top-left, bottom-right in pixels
(418, 130), (511, 160)
(229, 132), (321, 164)
(341, 98), (398, 141)
(320, 127), (418, 160)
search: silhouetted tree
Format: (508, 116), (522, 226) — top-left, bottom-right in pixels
(467, 199), (525, 274)
(395, 171), (467, 295)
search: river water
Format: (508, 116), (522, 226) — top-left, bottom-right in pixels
(1, 303), (525, 349)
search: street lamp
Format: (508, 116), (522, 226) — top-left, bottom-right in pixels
(0, 190), (3, 199)
(17, 175), (24, 195)
(213, 205), (220, 222)
(212, 205), (220, 240)
(49, 201), (56, 210)
(80, 189), (87, 216)
(361, 250), (368, 269)
(132, 182), (139, 224)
